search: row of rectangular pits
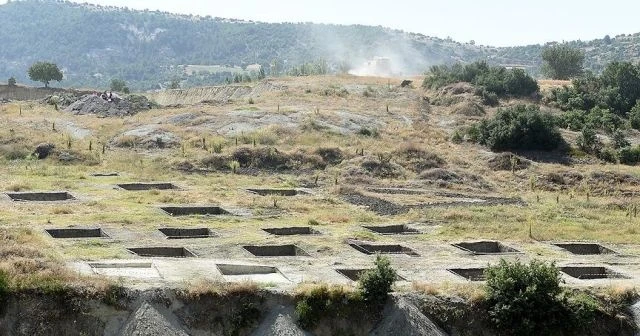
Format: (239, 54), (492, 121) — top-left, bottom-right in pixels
(45, 228), (624, 257)
(2, 185), (307, 203)
(85, 262), (396, 283)
(86, 260), (632, 283)
(449, 266), (631, 281)
(45, 227), (320, 239)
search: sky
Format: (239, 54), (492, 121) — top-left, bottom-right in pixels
(3, 0), (638, 46)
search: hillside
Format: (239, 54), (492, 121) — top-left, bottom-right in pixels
(1, 1), (640, 91)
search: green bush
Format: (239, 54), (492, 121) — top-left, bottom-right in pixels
(358, 255), (397, 305)
(563, 292), (598, 328)
(618, 146), (640, 165)
(423, 61), (538, 99)
(629, 100), (640, 129)
(576, 127), (602, 154)
(358, 128), (379, 137)
(611, 129), (630, 149)
(476, 87), (499, 106)
(558, 109), (586, 131)
(597, 147), (618, 163)
(485, 259), (565, 335)
(472, 105), (563, 151)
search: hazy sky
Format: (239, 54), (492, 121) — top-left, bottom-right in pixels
(4, 0), (638, 46)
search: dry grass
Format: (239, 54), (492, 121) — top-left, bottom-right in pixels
(412, 281), (486, 303)
(182, 278), (260, 298)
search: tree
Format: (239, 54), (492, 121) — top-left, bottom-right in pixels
(541, 44), (585, 80)
(7, 77), (16, 87)
(28, 62), (63, 88)
(110, 78), (128, 92)
(169, 78), (180, 89)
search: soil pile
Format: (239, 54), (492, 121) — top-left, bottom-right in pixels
(250, 305), (311, 336)
(120, 302), (189, 336)
(370, 297), (447, 336)
(65, 94), (151, 117)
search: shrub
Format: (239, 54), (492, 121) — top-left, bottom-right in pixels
(7, 77), (16, 87)
(358, 255), (397, 306)
(576, 127), (602, 154)
(423, 61), (538, 99)
(563, 292), (598, 328)
(358, 128), (379, 137)
(618, 146), (640, 165)
(558, 110), (586, 131)
(485, 259), (565, 335)
(611, 129), (630, 149)
(629, 100), (640, 129)
(477, 88), (499, 106)
(472, 105), (563, 151)
(598, 147), (618, 163)
(503, 68), (539, 97)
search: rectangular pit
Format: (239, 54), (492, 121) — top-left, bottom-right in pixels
(46, 228), (109, 239)
(159, 228), (216, 239)
(336, 269), (406, 282)
(216, 264), (291, 283)
(363, 224), (419, 235)
(247, 188), (305, 196)
(6, 191), (75, 202)
(349, 242), (420, 256)
(243, 244), (310, 257)
(262, 227), (318, 236)
(561, 266), (630, 280)
(452, 241), (520, 255)
(127, 247), (196, 258)
(448, 268), (487, 281)
(90, 172), (119, 177)
(160, 206), (228, 216)
(88, 262), (160, 279)
(554, 243), (616, 255)
(117, 183), (179, 191)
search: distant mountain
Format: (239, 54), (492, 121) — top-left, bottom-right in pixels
(0, 0), (639, 90)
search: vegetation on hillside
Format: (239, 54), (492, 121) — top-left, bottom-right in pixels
(1, 1), (639, 90)
(424, 61), (538, 98)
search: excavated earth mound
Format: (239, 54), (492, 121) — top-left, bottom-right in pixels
(65, 94), (151, 117)
(250, 305), (311, 336)
(370, 297), (447, 336)
(120, 302), (189, 336)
